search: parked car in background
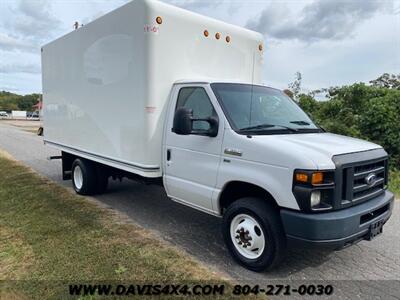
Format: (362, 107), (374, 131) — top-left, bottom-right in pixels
(27, 111), (40, 119)
(0, 111), (9, 118)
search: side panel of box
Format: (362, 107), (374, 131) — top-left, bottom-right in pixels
(42, 1), (162, 176)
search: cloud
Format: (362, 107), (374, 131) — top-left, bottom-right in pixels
(13, 0), (62, 41)
(0, 0), (62, 54)
(0, 63), (41, 74)
(0, 85), (20, 92)
(246, 0), (392, 42)
(165, 0), (239, 14)
(167, 0), (223, 10)
(0, 33), (35, 52)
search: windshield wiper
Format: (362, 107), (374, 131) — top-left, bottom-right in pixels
(290, 120), (311, 125)
(290, 120), (326, 132)
(239, 123), (298, 132)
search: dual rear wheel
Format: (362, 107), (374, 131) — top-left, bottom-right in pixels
(72, 158), (108, 195)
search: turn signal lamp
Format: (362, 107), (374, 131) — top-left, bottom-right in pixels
(295, 173), (308, 183)
(295, 171), (324, 185)
(156, 16), (163, 24)
(311, 172), (324, 185)
(259, 44), (263, 51)
(215, 32), (221, 40)
(226, 36), (231, 43)
(204, 30), (209, 37)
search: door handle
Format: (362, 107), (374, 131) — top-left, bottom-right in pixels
(167, 149), (171, 161)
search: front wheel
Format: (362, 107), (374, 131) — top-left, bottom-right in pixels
(222, 197), (287, 272)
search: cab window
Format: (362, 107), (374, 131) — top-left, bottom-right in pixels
(176, 87), (216, 131)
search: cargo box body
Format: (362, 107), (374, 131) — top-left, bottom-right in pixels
(42, 0), (263, 177)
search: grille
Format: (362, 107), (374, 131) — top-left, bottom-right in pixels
(342, 159), (387, 205)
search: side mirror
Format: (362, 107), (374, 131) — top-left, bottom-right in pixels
(173, 107), (193, 135)
(205, 116), (219, 137)
(173, 107), (219, 137)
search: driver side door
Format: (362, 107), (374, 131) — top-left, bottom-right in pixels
(163, 84), (223, 214)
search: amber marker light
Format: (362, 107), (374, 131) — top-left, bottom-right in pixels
(295, 173), (308, 183)
(204, 30), (209, 37)
(226, 36), (231, 43)
(259, 43), (263, 51)
(156, 16), (163, 24)
(215, 32), (221, 40)
(311, 172), (324, 185)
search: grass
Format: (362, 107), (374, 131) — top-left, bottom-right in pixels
(389, 169), (400, 199)
(0, 151), (249, 299)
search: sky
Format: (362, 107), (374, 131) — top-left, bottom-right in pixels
(0, 0), (399, 95)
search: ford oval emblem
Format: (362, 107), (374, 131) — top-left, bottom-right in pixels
(365, 173), (377, 187)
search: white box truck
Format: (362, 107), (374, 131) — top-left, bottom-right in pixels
(42, 0), (394, 271)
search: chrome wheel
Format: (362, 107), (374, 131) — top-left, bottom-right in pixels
(73, 165), (83, 190)
(230, 214), (265, 259)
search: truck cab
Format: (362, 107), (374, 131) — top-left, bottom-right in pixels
(163, 80), (394, 271)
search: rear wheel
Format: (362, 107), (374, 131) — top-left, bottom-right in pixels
(72, 159), (98, 195)
(222, 197), (287, 272)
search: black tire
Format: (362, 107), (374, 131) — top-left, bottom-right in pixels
(222, 197), (287, 272)
(71, 158), (98, 195)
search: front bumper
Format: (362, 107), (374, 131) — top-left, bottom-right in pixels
(281, 190), (394, 249)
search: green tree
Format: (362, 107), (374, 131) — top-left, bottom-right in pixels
(0, 91), (41, 112)
(288, 72), (302, 101)
(298, 74), (400, 167)
(19, 94), (41, 111)
(359, 90), (400, 167)
(370, 73), (400, 89)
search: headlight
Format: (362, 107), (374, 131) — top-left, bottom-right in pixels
(293, 170), (335, 212)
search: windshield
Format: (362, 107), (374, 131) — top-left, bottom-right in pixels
(210, 83), (320, 134)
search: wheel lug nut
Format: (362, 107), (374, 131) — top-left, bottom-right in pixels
(236, 230), (240, 233)
(243, 245), (247, 248)
(248, 237), (252, 241)
(235, 235), (239, 239)
(238, 241), (242, 245)
(245, 230), (249, 234)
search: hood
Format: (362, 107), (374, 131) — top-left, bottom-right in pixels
(242, 132), (382, 170)
(278, 132), (381, 157)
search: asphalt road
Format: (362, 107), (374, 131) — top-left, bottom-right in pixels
(1, 122), (399, 298)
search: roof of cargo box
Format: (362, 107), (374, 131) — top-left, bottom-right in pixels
(42, 0), (264, 84)
(42, 0), (263, 49)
